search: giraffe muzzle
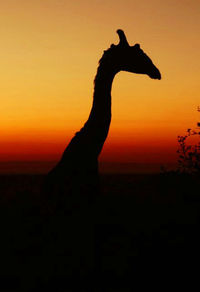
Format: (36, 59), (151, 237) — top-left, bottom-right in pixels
(149, 67), (161, 80)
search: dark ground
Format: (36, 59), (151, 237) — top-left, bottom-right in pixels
(0, 173), (200, 291)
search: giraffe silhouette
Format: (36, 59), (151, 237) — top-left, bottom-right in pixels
(44, 29), (161, 208)
(39, 29), (162, 289)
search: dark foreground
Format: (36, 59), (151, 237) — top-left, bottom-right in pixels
(0, 173), (200, 291)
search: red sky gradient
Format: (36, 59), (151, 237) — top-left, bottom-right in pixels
(1, 0), (200, 173)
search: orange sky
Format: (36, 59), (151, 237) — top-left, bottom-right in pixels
(1, 0), (200, 171)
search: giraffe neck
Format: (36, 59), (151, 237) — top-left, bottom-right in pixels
(89, 65), (115, 121)
(59, 61), (118, 165)
(82, 63), (118, 155)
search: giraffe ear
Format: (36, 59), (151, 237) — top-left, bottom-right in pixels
(134, 44), (140, 49)
(116, 29), (129, 47)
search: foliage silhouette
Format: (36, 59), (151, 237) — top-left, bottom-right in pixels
(177, 107), (200, 174)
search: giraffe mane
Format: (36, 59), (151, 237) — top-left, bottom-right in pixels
(98, 45), (118, 65)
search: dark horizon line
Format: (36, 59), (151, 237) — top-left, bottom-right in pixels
(0, 160), (177, 175)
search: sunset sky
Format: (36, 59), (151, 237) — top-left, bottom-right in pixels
(1, 0), (200, 173)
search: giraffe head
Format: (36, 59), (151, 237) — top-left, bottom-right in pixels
(101, 29), (161, 80)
